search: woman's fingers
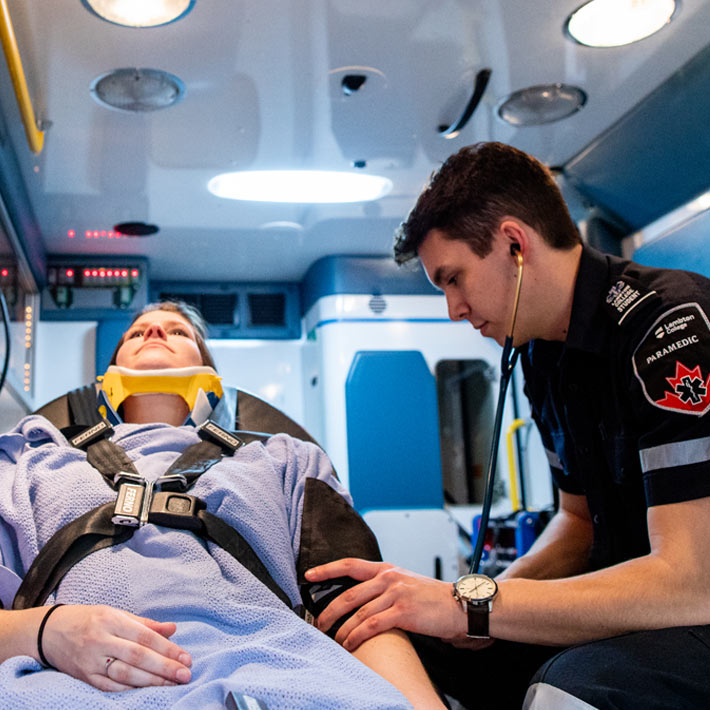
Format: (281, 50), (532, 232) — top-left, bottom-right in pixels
(40, 604), (192, 691)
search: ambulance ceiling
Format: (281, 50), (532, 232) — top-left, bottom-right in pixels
(0, 0), (709, 284)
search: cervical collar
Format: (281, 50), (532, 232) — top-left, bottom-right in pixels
(98, 365), (224, 412)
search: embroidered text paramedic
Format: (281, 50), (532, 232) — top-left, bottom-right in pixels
(646, 334), (699, 364)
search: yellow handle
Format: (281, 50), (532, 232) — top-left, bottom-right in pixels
(506, 418), (528, 511)
(0, 0), (44, 154)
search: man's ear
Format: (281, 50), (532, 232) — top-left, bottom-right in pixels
(498, 218), (529, 258)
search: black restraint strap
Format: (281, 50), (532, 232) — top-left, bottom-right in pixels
(12, 503), (133, 609)
(14, 430), (292, 610)
(197, 510), (292, 607)
(87, 437), (224, 490)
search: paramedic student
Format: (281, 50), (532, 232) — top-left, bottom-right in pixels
(0, 301), (444, 710)
(307, 142), (710, 709)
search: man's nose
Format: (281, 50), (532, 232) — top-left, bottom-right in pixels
(143, 322), (168, 340)
(446, 294), (468, 322)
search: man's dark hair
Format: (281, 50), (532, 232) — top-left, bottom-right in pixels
(393, 142), (582, 263)
(109, 300), (216, 370)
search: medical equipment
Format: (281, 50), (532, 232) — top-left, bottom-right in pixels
(469, 243), (524, 574)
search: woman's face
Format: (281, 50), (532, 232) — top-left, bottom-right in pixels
(115, 310), (203, 370)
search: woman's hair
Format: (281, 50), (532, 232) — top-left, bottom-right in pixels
(108, 300), (217, 370)
(393, 141), (582, 264)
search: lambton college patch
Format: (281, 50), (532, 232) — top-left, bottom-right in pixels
(632, 303), (710, 416)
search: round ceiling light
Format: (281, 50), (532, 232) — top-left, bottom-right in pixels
(81, 0), (195, 28)
(207, 170), (393, 204)
(90, 68), (185, 112)
(498, 84), (587, 126)
(565, 0), (676, 48)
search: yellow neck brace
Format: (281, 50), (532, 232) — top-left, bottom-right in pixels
(98, 366), (223, 412)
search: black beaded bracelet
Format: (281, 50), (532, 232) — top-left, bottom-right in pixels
(37, 603), (64, 669)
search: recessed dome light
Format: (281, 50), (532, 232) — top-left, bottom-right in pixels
(498, 84), (587, 126)
(207, 171), (393, 204)
(566, 0), (676, 48)
(90, 68), (185, 112)
(81, 0), (195, 27)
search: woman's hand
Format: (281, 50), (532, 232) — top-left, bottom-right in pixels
(40, 604), (192, 692)
(305, 558), (466, 651)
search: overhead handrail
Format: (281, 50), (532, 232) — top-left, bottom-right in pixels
(0, 0), (44, 154)
(439, 67), (492, 140)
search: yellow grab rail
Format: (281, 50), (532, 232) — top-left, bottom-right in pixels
(506, 418), (528, 511)
(0, 0), (44, 153)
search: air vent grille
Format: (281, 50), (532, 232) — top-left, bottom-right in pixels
(158, 292), (238, 325)
(152, 282), (299, 339)
(248, 293), (285, 326)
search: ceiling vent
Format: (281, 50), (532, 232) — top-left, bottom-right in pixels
(90, 68), (185, 113)
(153, 283), (300, 339)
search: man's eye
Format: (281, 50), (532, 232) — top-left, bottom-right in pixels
(448, 275), (458, 286)
(170, 328), (189, 336)
(127, 329), (143, 339)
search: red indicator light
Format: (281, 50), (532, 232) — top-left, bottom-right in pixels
(66, 269), (74, 278)
(131, 269), (139, 278)
(0, 269), (7, 277)
(91, 270), (98, 277)
(121, 269), (128, 277)
(84, 269), (90, 277)
(67, 230), (75, 238)
(108, 232), (114, 238)
(85, 231), (91, 238)
(106, 269), (113, 277)
(93, 231), (99, 238)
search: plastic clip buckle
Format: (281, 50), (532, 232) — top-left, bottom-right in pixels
(112, 474), (148, 527)
(148, 491), (204, 531)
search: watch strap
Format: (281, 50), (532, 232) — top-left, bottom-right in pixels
(466, 600), (490, 638)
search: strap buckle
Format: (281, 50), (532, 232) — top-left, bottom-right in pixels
(197, 421), (244, 453)
(69, 419), (114, 450)
(148, 491), (204, 531)
(112, 475), (148, 527)
(112, 472), (203, 531)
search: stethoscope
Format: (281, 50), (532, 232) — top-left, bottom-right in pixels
(469, 244), (524, 575)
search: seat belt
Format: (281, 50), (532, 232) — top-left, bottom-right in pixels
(13, 420), (292, 610)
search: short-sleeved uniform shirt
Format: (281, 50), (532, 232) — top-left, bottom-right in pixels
(521, 246), (710, 570)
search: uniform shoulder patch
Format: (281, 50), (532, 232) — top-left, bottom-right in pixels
(603, 277), (656, 325)
(632, 302), (710, 416)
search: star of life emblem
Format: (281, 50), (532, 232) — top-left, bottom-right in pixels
(633, 303), (710, 416)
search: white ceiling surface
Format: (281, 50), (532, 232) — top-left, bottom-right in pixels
(4, 0), (710, 282)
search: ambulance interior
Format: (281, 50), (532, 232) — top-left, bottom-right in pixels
(0, 0), (708, 580)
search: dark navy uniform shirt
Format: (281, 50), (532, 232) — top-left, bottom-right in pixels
(521, 245), (710, 570)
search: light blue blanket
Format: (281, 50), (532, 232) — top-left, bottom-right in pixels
(0, 416), (412, 710)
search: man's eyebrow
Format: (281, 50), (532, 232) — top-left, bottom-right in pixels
(431, 266), (446, 288)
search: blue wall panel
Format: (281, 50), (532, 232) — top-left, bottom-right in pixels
(346, 350), (443, 512)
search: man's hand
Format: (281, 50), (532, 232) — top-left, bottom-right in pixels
(305, 558), (465, 650)
(40, 604), (192, 691)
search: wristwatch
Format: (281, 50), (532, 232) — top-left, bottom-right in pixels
(452, 573), (498, 638)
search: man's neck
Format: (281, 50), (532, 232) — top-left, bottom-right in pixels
(529, 243), (584, 343)
(121, 393), (190, 426)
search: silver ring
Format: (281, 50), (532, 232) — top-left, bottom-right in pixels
(105, 657), (116, 674)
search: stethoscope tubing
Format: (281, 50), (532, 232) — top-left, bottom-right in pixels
(469, 250), (524, 574)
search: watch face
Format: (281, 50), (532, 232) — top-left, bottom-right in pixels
(455, 574), (498, 602)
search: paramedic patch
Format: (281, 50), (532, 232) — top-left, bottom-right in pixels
(632, 302), (710, 416)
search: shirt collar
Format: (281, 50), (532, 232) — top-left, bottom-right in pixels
(564, 244), (611, 355)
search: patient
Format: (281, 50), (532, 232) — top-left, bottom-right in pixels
(0, 301), (443, 710)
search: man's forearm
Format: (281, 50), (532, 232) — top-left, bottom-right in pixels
(496, 507), (592, 582)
